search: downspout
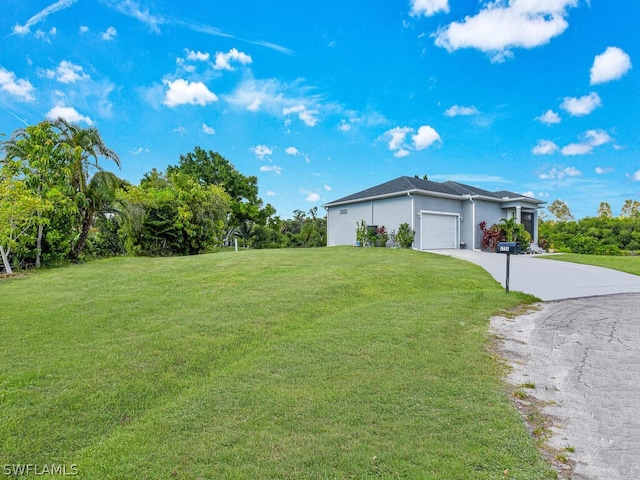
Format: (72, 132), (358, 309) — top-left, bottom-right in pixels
(407, 192), (415, 249)
(468, 195), (480, 251)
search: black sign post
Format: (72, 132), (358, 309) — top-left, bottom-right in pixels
(497, 242), (521, 294)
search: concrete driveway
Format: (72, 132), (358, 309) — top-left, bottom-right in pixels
(429, 249), (640, 300)
(429, 250), (640, 479)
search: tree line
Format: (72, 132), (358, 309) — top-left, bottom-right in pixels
(1, 120), (325, 274)
(539, 199), (640, 255)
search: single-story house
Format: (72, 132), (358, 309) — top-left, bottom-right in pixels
(324, 176), (545, 250)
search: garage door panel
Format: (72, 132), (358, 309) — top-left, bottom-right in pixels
(421, 213), (458, 249)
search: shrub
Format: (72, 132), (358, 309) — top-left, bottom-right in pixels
(396, 223), (415, 248)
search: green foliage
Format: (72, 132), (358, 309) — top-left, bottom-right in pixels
(1, 119), (122, 265)
(355, 219), (367, 245)
(0, 171), (52, 273)
(167, 147), (273, 236)
(118, 171), (231, 256)
(396, 222), (415, 248)
(539, 215), (640, 255)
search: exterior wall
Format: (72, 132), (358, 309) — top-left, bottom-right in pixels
(474, 201), (506, 249)
(327, 193), (542, 249)
(326, 195), (412, 246)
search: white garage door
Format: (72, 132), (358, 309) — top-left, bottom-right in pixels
(421, 213), (458, 250)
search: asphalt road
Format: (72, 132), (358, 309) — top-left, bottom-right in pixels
(428, 250), (640, 479)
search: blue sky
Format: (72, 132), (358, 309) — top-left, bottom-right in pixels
(1, 0), (638, 218)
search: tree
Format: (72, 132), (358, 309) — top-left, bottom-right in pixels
(2, 122), (73, 267)
(499, 217), (517, 241)
(620, 199), (640, 218)
(167, 147), (269, 233)
(50, 118), (121, 262)
(118, 171), (231, 256)
(598, 202), (613, 218)
(548, 199), (574, 222)
(0, 171), (51, 274)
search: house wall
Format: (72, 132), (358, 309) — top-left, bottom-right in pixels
(474, 201), (505, 249)
(326, 195), (412, 246)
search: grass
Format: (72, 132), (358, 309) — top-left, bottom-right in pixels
(0, 247), (556, 479)
(540, 253), (640, 276)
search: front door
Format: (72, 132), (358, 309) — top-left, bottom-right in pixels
(521, 212), (534, 240)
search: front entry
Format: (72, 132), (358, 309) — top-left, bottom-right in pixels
(521, 212), (534, 240)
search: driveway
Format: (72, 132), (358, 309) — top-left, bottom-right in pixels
(429, 250), (640, 479)
(429, 249), (640, 301)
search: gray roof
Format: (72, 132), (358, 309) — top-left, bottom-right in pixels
(325, 176), (544, 206)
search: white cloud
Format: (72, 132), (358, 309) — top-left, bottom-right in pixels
(560, 92), (601, 116)
(102, 26), (117, 41)
(162, 79), (218, 107)
(49, 60), (90, 84)
(410, 0), (449, 17)
(285, 146), (300, 156)
(633, 171), (640, 182)
(185, 49), (210, 62)
(386, 126), (411, 151)
(253, 145), (273, 159)
(104, 0), (162, 33)
(561, 143), (592, 156)
(172, 126), (187, 135)
(202, 123), (215, 135)
(79, 25), (89, 33)
(383, 125), (441, 157)
(283, 104), (319, 127)
(130, 147), (149, 155)
(213, 48), (252, 71)
(46, 105), (93, 125)
(536, 109), (561, 125)
(412, 125), (441, 150)
(324, 185), (332, 191)
(532, 140), (558, 155)
(301, 189), (320, 202)
(338, 119), (353, 132)
(434, 0), (578, 62)
(266, 190), (276, 196)
(595, 166), (614, 175)
(224, 78), (329, 124)
(12, 0), (79, 35)
(0, 68), (35, 101)
(444, 105), (479, 117)
(561, 129), (613, 156)
(539, 166), (582, 180)
(590, 46), (632, 85)
(260, 165), (282, 175)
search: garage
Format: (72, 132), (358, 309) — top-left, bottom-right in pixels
(420, 212), (459, 250)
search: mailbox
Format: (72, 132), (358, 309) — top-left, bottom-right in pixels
(497, 242), (521, 254)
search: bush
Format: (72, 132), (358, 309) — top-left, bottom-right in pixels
(396, 223), (415, 249)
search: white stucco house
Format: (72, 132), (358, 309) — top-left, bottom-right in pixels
(324, 176), (545, 250)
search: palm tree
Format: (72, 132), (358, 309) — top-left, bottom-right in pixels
(51, 118), (121, 261)
(499, 217), (517, 242)
(233, 220), (255, 249)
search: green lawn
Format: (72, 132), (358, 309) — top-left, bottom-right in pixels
(540, 253), (640, 276)
(0, 248), (555, 479)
